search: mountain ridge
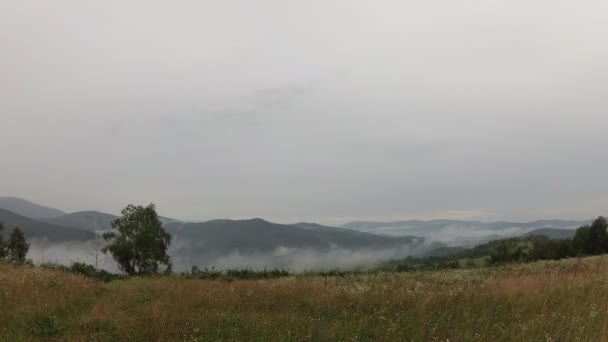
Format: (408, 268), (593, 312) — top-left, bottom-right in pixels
(0, 196), (66, 219)
(0, 208), (93, 241)
(342, 219), (590, 230)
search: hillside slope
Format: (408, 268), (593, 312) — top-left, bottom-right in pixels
(522, 228), (576, 239)
(341, 219), (587, 246)
(0, 196), (66, 219)
(45, 211), (118, 231)
(166, 218), (421, 253)
(0, 208), (93, 241)
(166, 218), (421, 255)
(162, 219), (424, 270)
(2, 257), (608, 341)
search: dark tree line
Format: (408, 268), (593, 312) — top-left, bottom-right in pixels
(491, 216), (608, 263)
(0, 223), (30, 262)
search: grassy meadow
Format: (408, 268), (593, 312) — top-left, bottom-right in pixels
(2, 257), (608, 341)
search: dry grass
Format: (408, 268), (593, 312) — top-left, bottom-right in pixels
(2, 257), (608, 341)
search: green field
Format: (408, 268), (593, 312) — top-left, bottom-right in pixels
(2, 257), (608, 341)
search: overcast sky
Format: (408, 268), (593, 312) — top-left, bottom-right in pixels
(1, 1), (607, 224)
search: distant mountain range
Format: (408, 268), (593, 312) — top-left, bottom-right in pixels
(0, 196), (66, 219)
(340, 219), (590, 247)
(0, 198), (425, 269)
(164, 219), (421, 257)
(44, 210), (178, 232)
(342, 219), (589, 232)
(521, 228), (576, 239)
(0, 208), (93, 242)
(0, 196), (596, 269)
(44, 211), (118, 231)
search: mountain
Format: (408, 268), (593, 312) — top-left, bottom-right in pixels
(162, 218), (424, 270)
(0, 196), (66, 219)
(44, 211), (118, 232)
(341, 219), (589, 247)
(522, 228), (576, 239)
(342, 219), (588, 232)
(165, 218), (422, 256)
(290, 222), (421, 245)
(45, 211), (179, 232)
(159, 216), (180, 225)
(0, 208), (93, 241)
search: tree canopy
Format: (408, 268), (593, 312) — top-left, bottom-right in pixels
(6, 226), (29, 262)
(487, 217), (608, 264)
(102, 203), (172, 275)
(0, 223), (6, 260)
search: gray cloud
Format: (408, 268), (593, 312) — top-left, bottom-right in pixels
(1, 0), (608, 224)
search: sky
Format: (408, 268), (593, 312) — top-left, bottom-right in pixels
(1, 0), (608, 224)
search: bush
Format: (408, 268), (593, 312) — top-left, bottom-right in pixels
(29, 315), (63, 337)
(69, 262), (122, 282)
(40, 262), (124, 282)
(184, 266), (291, 280)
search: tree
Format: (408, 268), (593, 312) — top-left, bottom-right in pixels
(588, 216), (608, 254)
(88, 231), (106, 269)
(6, 227), (29, 262)
(572, 225), (591, 255)
(491, 242), (511, 263)
(102, 203), (172, 275)
(571, 217), (608, 256)
(0, 223), (6, 260)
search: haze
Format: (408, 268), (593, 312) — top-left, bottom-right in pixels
(2, 1), (607, 224)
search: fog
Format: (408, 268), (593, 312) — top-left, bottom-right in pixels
(26, 239), (433, 273)
(2, 1), (608, 224)
(27, 239), (120, 272)
(170, 243), (433, 272)
(350, 223), (584, 247)
(353, 225), (533, 246)
(24, 217), (588, 272)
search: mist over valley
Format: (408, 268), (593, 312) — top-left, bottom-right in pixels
(0, 196), (590, 272)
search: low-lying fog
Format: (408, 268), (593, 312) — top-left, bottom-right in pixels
(25, 222), (580, 273)
(351, 224), (578, 247)
(169, 242), (432, 272)
(26, 238), (434, 273)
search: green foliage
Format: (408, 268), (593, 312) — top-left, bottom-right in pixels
(527, 237), (571, 261)
(6, 226), (29, 262)
(183, 266), (372, 280)
(572, 217), (608, 256)
(387, 217), (608, 270)
(491, 241), (512, 263)
(589, 216), (608, 253)
(0, 222), (6, 260)
(69, 262), (122, 282)
(29, 314), (64, 337)
(226, 268), (290, 279)
(102, 203), (172, 275)
(184, 266), (291, 280)
(187, 265), (223, 279)
(572, 225), (591, 255)
(81, 319), (119, 341)
(40, 261), (126, 282)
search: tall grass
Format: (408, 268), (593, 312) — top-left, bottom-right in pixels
(2, 257), (608, 341)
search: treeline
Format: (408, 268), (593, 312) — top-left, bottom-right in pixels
(182, 265), (373, 281)
(491, 216), (608, 263)
(0, 223), (29, 262)
(183, 266), (291, 280)
(386, 217), (608, 271)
